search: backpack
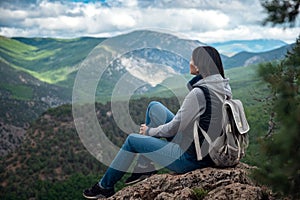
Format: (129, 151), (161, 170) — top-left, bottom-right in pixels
(193, 89), (250, 167)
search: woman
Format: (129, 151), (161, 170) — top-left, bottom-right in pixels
(83, 46), (232, 199)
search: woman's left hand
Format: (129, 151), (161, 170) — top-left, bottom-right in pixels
(139, 124), (148, 135)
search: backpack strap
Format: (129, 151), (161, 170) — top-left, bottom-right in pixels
(193, 118), (202, 160)
(194, 119), (212, 160)
(192, 85), (212, 160)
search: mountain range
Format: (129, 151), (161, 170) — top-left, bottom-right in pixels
(0, 31), (293, 96)
(211, 39), (288, 56)
(0, 30), (295, 155)
(0, 30), (296, 199)
(222, 43), (294, 69)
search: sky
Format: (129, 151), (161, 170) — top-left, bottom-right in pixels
(0, 0), (299, 44)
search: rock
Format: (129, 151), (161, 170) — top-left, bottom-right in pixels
(101, 163), (272, 200)
(204, 183), (265, 200)
(0, 121), (26, 156)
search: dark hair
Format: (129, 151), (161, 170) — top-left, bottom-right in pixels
(192, 46), (225, 78)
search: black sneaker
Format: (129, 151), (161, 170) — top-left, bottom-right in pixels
(125, 163), (157, 185)
(83, 183), (115, 199)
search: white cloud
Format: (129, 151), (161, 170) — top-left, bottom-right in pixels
(192, 25), (300, 43)
(0, 0), (299, 43)
(121, 0), (138, 8)
(109, 9), (137, 29)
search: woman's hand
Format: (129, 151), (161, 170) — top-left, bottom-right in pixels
(139, 124), (148, 135)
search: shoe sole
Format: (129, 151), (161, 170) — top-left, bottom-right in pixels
(125, 174), (151, 185)
(83, 193), (106, 199)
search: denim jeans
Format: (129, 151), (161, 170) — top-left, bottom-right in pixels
(100, 101), (214, 189)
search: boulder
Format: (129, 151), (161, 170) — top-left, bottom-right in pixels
(101, 163), (272, 200)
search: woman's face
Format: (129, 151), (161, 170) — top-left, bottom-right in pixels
(189, 58), (199, 75)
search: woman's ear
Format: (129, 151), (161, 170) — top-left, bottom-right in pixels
(193, 64), (199, 74)
(195, 65), (199, 72)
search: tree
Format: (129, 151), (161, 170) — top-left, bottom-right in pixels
(254, 36), (300, 198)
(261, 0), (300, 27)
(253, 1), (300, 198)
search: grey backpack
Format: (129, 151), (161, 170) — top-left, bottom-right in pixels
(194, 98), (250, 167)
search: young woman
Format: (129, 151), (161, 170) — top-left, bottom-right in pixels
(83, 46), (232, 199)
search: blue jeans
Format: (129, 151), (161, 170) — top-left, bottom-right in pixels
(100, 101), (214, 189)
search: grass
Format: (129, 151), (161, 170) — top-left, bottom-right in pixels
(0, 36), (37, 53)
(225, 64), (265, 104)
(0, 83), (33, 100)
(0, 36), (105, 87)
(33, 66), (78, 84)
(0, 36), (56, 61)
(192, 188), (209, 200)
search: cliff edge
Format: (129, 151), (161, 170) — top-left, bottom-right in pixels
(101, 163), (273, 200)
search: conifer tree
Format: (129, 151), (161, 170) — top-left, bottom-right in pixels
(252, 1), (300, 198)
(261, 0), (300, 27)
(254, 36), (300, 198)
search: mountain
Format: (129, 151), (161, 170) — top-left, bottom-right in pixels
(211, 39), (288, 56)
(0, 31), (203, 93)
(0, 59), (72, 155)
(0, 59), (70, 124)
(1, 32), (292, 101)
(223, 43), (295, 69)
(69, 30), (204, 101)
(0, 31), (294, 199)
(0, 96), (181, 200)
(0, 62), (273, 199)
(0, 31), (202, 155)
(0, 103), (108, 199)
(0, 36), (105, 149)
(0, 36), (106, 87)
(0, 44), (277, 198)
(75, 33), (294, 99)
(0, 30), (293, 155)
(0, 31), (294, 119)
(0, 121), (26, 156)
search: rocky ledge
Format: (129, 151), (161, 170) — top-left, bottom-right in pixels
(101, 163), (273, 200)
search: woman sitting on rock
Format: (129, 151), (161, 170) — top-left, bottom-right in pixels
(83, 46), (231, 199)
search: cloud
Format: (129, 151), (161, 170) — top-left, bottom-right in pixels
(0, 1), (229, 35)
(0, 0), (299, 43)
(193, 25), (300, 43)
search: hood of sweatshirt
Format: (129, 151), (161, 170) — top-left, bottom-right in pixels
(187, 74), (232, 100)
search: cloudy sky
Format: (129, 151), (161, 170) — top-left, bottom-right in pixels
(0, 0), (299, 43)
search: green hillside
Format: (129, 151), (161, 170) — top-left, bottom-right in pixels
(0, 60), (70, 127)
(0, 36), (106, 85)
(226, 64), (270, 165)
(0, 36), (107, 128)
(0, 60), (271, 199)
(226, 64), (263, 100)
(0, 96), (181, 200)
(0, 81), (269, 200)
(0, 104), (108, 199)
(0, 33), (271, 148)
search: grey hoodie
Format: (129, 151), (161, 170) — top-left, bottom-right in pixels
(146, 74), (232, 155)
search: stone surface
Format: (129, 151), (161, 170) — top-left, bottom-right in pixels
(99, 163), (273, 200)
